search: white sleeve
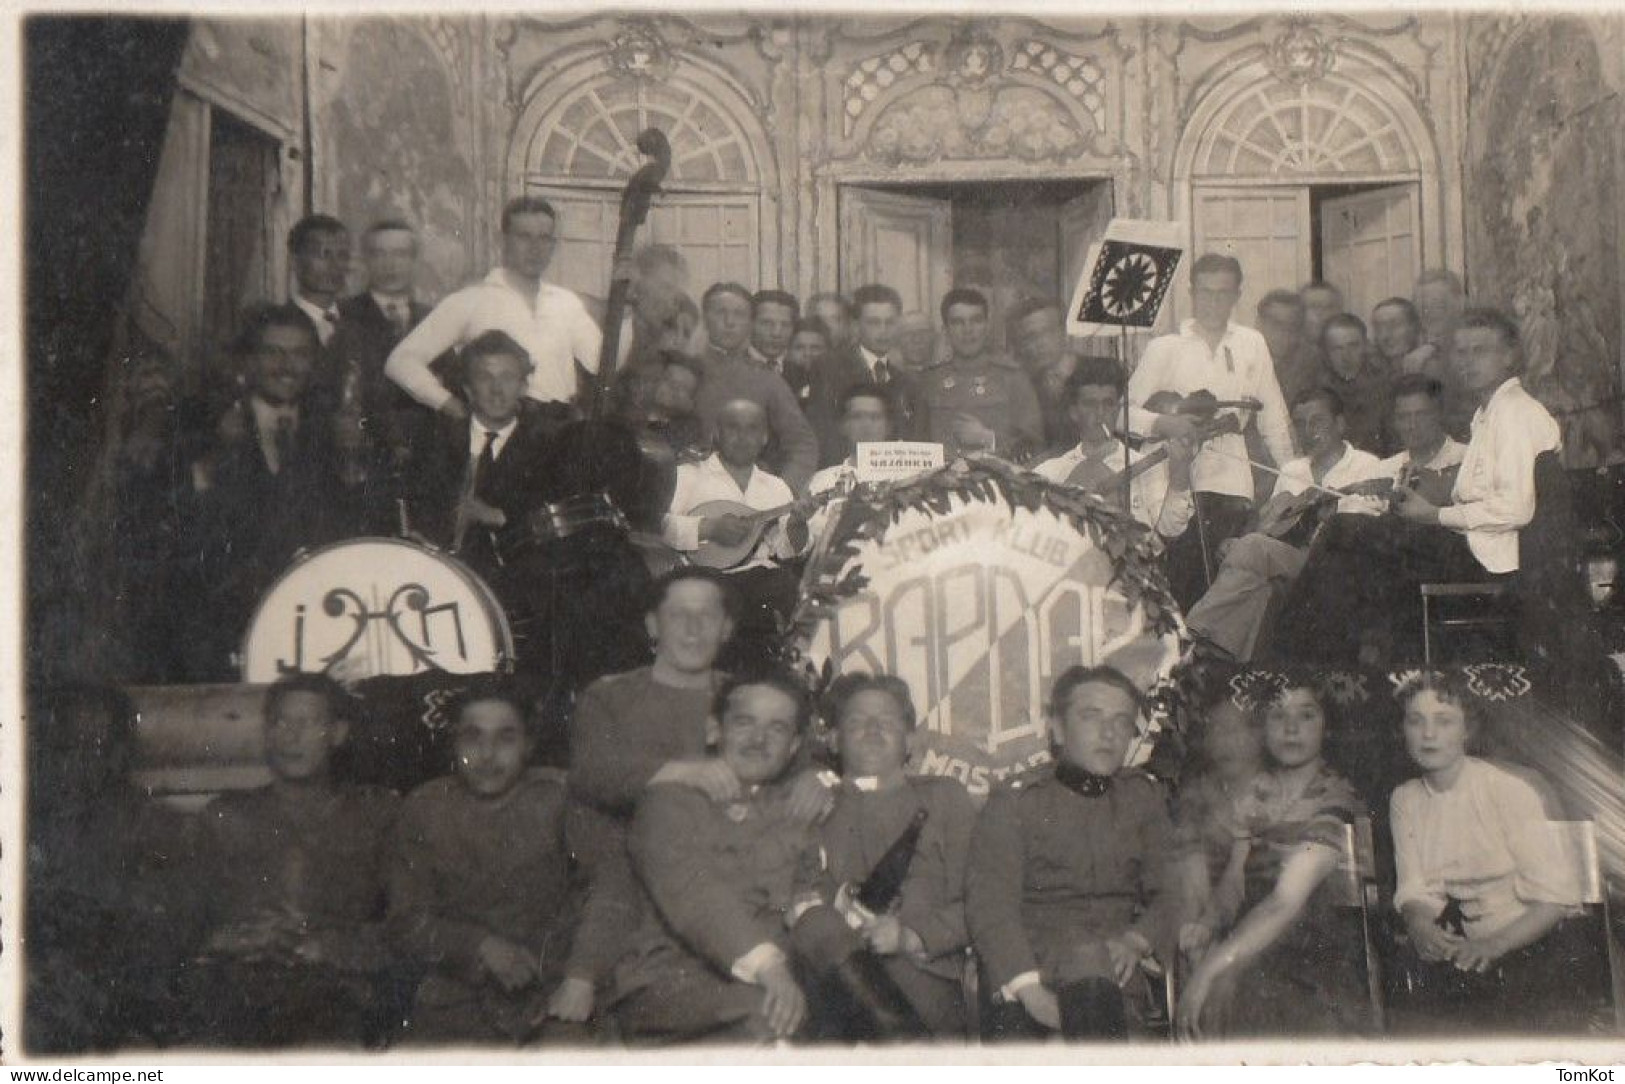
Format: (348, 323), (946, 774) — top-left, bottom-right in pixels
(1437, 403), (1559, 534)
(1389, 785), (1444, 916)
(385, 292), (470, 410)
(663, 468), (703, 551)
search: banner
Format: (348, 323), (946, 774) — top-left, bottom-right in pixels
(1067, 218), (1185, 339)
(801, 465), (1182, 795)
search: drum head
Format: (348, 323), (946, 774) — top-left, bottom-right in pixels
(240, 537), (514, 683)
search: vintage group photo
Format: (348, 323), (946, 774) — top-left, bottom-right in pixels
(15, 6), (1625, 1061)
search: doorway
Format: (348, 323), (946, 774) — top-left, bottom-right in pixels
(839, 178), (1114, 346)
(1192, 180), (1420, 325)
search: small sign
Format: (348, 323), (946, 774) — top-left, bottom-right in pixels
(1067, 219), (1186, 338)
(855, 441), (945, 482)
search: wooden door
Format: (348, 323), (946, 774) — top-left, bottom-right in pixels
(839, 186), (952, 316)
(1320, 184), (1421, 320)
(1191, 186), (1313, 329)
(1059, 184), (1114, 311)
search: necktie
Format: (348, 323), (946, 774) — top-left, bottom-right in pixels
(273, 414), (295, 475)
(388, 301), (409, 336)
(473, 428), (499, 497)
(874, 358), (891, 385)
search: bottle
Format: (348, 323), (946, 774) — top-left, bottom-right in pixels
(854, 807), (929, 914)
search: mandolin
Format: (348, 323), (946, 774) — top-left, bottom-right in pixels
(686, 489), (834, 570)
(1256, 476), (1398, 546)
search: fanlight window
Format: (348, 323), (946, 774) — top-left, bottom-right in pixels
(528, 80), (754, 185)
(1195, 79), (1413, 176)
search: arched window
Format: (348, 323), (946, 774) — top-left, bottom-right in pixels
(1193, 78), (1415, 178)
(515, 78), (763, 298)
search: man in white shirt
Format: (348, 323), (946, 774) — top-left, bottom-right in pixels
(385, 196), (601, 418)
(1127, 254), (1295, 609)
(1343, 373), (1466, 517)
(663, 398), (813, 670)
(1185, 386), (1384, 663)
(1264, 308), (1562, 666)
(1033, 357), (1196, 541)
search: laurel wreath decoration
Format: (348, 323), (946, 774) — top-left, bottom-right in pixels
(772, 455), (1192, 737)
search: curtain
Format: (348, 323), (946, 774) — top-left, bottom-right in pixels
(26, 17), (191, 683)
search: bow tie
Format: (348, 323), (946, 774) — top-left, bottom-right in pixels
(1055, 760), (1114, 797)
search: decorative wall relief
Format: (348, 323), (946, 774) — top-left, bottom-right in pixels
(1467, 18), (1622, 465)
(866, 84), (1087, 164)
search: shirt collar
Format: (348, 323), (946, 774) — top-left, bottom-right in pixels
(471, 415), (519, 444)
(1471, 377), (1522, 426)
(371, 291), (410, 312)
(859, 344), (888, 368)
(292, 292), (336, 322)
(249, 396), (298, 425)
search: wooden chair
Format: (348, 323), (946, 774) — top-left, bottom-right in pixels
(1421, 450), (1586, 668)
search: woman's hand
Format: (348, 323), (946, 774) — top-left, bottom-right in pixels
(1405, 915), (1464, 963)
(1450, 934), (1508, 974)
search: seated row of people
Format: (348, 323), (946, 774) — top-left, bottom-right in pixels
(28, 575), (1594, 1050)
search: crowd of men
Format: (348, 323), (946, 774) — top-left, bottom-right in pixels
(38, 193), (1601, 1051)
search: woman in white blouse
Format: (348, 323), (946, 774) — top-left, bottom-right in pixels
(1389, 673), (1590, 1030)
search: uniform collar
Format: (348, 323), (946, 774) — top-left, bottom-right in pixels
(1054, 760), (1114, 797)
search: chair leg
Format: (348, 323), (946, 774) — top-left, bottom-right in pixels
(1422, 593), (1433, 669)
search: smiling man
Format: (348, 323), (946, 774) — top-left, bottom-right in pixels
(389, 679), (603, 1044)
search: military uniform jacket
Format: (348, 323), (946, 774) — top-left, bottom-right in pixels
(965, 770), (1175, 991)
(820, 775), (977, 981)
(617, 779), (828, 997)
(921, 356), (1043, 461)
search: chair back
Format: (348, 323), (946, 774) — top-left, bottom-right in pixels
(1547, 820), (1605, 906)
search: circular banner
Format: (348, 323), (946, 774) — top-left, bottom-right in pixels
(798, 461), (1185, 796)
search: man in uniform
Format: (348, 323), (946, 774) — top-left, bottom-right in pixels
(610, 670), (921, 1044)
(967, 666), (1175, 1041)
(922, 287), (1043, 461)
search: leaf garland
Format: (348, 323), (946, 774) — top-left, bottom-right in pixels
(773, 455), (1194, 726)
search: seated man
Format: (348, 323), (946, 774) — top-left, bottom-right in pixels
(967, 665), (1175, 1041)
(403, 330), (555, 577)
(662, 398), (815, 670)
(388, 680), (601, 1044)
(820, 674), (977, 1036)
(1350, 373), (1466, 515)
(568, 571), (835, 996)
(1033, 357), (1196, 540)
(1264, 308), (1562, 666)
(610, 670), (921, 1044)
(178, 674), (399, 1048)
(1184, 386), (1385, 663)
(181, 304), (348, 679)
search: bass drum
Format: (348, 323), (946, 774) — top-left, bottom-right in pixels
(239, 537), (514, 683)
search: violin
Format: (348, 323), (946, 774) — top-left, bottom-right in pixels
(1063, 388), (1262, 501)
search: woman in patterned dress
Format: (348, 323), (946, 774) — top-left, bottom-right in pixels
(1175, 678), (1373, 1039)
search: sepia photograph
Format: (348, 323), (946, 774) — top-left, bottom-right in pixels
(10, 1), (1625, 1066)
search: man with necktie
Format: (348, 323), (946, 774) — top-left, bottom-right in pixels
(806, 283), (927, 464)
(286, 215), (352, 385)
(181, 304), (346, 680)
(331, 219), (433, 521)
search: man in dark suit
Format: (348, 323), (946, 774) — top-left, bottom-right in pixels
(182, 304), (348, 679)
(806, 283), (926, 465)
(403, 330), (555, 578)
(331, 220), (433, 523)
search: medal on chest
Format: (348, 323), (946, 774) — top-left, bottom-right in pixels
(972, 376), (988, 397)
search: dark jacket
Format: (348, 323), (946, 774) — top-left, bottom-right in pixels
(403, 402), (557, 572)
(806, 346), (927, 464)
